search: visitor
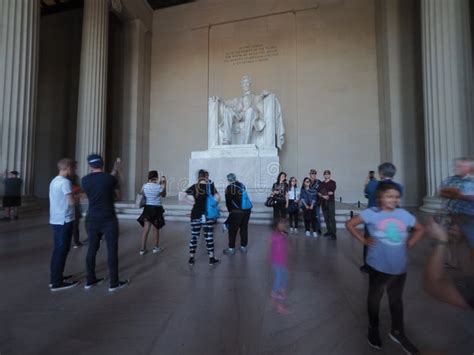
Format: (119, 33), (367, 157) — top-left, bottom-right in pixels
(300, 177), (318, 237)
(345, 181), (424, 354)
(361, 162), (404, 273)
(184, 169), (220, 266)
(223, 173), (252, 255)
(71, 172), (84, 248)
(423, 219), (474, 344)
(49, 158), (79, 291)
(287, 177), (300, 235)
(269, 217), (291, 314)
(137, 170), (167, 256)
(82, 154), (128, 292)
(2, 170), (23, 221)
(438, 157), (474, 267)
(271, 172), (288, 219)
(308, 169), (322, 235)
(319, 170), (337, 239)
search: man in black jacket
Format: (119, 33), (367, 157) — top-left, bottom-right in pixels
(223, 173), (252, 255)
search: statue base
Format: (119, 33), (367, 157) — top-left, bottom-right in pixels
(189, 144), (280, 203)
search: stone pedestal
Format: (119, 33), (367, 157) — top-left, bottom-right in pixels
(189, 144), (279, 202)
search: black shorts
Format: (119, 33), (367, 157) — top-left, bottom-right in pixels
(3, 196), (21, 208)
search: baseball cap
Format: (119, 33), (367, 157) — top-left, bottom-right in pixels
(87, 154), (104, 168)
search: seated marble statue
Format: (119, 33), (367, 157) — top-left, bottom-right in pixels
(208, 75), (285, 150)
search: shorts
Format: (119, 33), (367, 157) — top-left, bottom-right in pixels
(3, 196), (21, 208)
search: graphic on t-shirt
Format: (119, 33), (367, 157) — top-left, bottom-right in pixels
(376, 218), (406, 245)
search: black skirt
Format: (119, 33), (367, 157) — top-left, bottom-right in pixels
(137, 205), (165, 230)
(3, 196), (21, 208)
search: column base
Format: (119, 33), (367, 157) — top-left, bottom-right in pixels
(419, 195), (448, 215)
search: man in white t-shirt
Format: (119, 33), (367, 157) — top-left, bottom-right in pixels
(49, 158), (78, 291)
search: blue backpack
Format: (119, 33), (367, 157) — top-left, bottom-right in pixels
(206, 183), (220, 220)
(232, 184), (253, 210)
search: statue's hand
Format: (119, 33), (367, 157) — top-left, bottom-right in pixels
(279, 135), (285, 146)
(210, 96), (220, 102)
(261, 90), (270, 98)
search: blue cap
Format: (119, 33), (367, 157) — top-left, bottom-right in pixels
(87, 154), (104, 168)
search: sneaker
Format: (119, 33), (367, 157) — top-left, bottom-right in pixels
(51, 281), (79, 292)
(209, 257), (220, 265)
(323, 232), (331, 237)
(139, 249), (147, 256)
(305, 231), (311, 237)
(73, 242), (84, 249)
(188, 257), (195, 265)
(152, 246), (163, 254)
(109, 280), (129, 292)
(239, 246), (247, 254)
(389, 330), (419, 355)
(312, 232), (319, 238)
(289, 227), (294, 234)
(331, 234), (337, 240)
(359, 264), (371, 274)
(223, 248), (236, 255)
(367, 327), (382, 350)
(84, 277), (105, 290)
(294, 228), (298, 235)
(49, 275), (73, 288)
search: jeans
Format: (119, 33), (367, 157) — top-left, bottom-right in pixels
(303, 208), (316, 232)
(288, 201), (299, 228)
(272, 265), (289, 293)
(86, 218), (119, 287)
(368, 268), (406, 331)
(50, 222), (73, 287)
(314, 204), (322, 231)
(227, 210), (251, 248)
(322, 200), (337, 235)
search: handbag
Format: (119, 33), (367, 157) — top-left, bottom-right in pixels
(206, 183), (220, 220)
(287, 201), (298, 213)
(264, 195), (277, 207)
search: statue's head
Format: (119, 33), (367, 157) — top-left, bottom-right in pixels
(240, 75), (252, 92)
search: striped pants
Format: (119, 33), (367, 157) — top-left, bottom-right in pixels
(189, 218), (215, 257)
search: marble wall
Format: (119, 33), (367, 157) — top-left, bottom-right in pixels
(150, 0), (385, 202)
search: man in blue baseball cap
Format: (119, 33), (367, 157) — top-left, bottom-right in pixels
(81, 154), (128, 291)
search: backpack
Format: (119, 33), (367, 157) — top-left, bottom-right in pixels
(206, 183), (220, 220)
(232, 183), (253, 210)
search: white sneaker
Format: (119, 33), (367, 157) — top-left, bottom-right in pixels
(290, 227), (294, 234)
(139, 249), (147, 256)
(313, 232), (319, 238)
(305, 231), (311, 237)
(152, 246), (163, 253)
(294, 228), (298, 235)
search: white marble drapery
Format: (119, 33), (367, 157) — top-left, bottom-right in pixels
(75, 0), (109, 177)
(0, 0), (40, 195)
(420, 0), (473, 213)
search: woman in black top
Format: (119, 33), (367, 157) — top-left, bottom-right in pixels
(271, 172), (289, 219)
(185, 169), (221, 266)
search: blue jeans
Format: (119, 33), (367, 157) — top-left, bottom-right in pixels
(86, 218), (119, 286)
(314, 205), (321, 230)
(50, 222), (73, 287)
(272, 265), (288, 293)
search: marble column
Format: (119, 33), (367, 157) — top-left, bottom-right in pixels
(0, 0), (40, 195)
(420, 0), (473, 213)
(75, 0), (109, 177)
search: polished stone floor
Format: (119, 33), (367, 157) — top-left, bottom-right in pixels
(0, 212), (472, 355)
